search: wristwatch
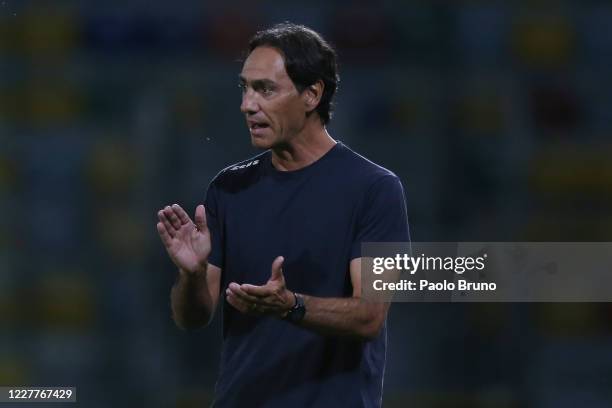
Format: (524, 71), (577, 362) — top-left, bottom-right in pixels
(284, 292), (306, 323)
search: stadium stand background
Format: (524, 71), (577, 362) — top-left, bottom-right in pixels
(2, 1), (612, 406)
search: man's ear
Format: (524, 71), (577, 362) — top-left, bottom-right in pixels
(303, 80), (324, 113)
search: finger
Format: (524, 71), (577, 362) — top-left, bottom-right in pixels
(270, 256), (284, 281)
(171, 204), (191, 225)
(228, 282), (266, 304)
(225, 293), (243, 312)
(250, 303), (274, 315)
(240, 284), (289, 309)
(227, 289), (276, 315)
(158, 210), (176, 237)
(156, 222), (173, 246)
(194, 205), (208, 232)
(241, 283), (274, 298)
(226, 292), (250, 314)
(163, 206), (182, 230)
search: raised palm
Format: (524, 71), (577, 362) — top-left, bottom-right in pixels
(157, 204), (211, 274)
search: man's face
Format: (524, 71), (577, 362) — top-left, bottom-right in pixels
(239, 46), (307, 149)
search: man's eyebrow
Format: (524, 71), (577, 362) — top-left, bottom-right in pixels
(238, 76), (276, 87)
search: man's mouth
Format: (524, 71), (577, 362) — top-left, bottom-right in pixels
(249, 121), (271, 137)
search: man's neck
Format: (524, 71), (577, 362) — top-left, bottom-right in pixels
(270, 122), (336, 172)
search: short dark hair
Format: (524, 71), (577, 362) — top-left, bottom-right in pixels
(247, 22), (339, 124)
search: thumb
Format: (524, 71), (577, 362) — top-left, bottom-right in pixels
(194, 204), (208, 231)
(270, 256), (284, 281)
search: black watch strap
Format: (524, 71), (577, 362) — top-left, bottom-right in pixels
(284, 292), (306, 323)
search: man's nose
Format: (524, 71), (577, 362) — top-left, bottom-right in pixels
(240, 90), (258, 114)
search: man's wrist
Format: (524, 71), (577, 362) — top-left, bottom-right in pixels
(289, 290), (297, 308)
(180, 262), (208, 278)
(280, 290), (296, 318)
(283, 292), (306, 323)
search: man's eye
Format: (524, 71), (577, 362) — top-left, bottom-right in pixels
(238, 83), (246, 92)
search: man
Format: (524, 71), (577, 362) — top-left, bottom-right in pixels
(157, 23), (410, 407)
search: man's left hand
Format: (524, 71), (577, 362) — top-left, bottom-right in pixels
(226, 256), (296, 317)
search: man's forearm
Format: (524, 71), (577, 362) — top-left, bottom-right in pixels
(170, 264), (214, 330)
(297, 295), (387, 341)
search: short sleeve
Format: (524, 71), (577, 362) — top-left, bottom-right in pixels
(204, 181), (224, 269)
(350, 175), (411, 259)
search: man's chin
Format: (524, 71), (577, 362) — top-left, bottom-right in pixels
(250, 135), (274, 150)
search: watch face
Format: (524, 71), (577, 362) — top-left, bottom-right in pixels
(286, 295), (305, 323)
(291, 305), (305, 322)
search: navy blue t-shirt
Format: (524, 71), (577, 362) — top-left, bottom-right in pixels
(204, 141), (410, 408)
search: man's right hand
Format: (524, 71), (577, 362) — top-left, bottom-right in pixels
(157, 204), (211, 275)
